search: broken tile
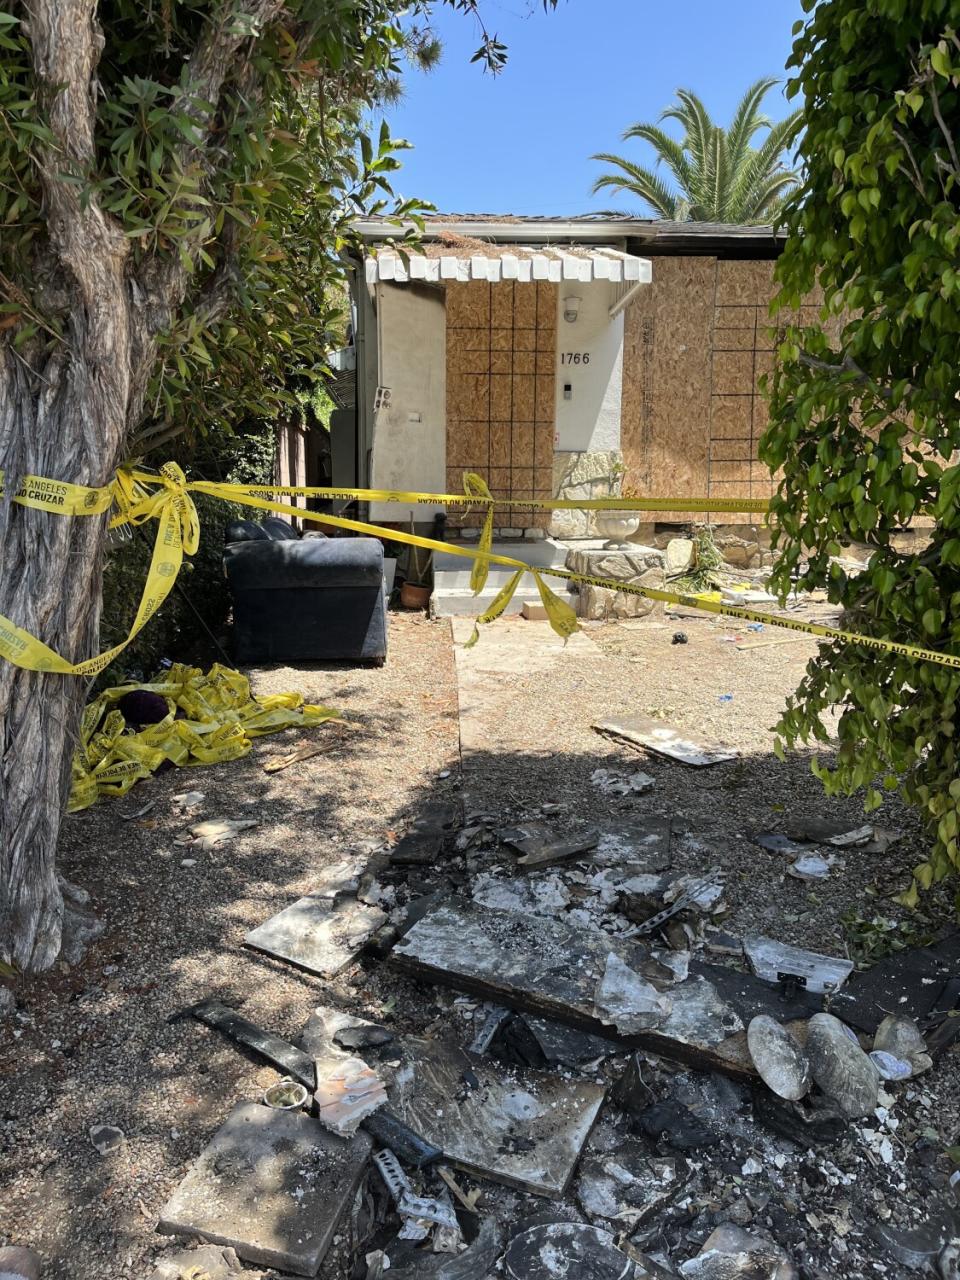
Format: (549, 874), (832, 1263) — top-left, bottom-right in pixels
(244, 893), (386, 977)
(188, 999), (316, 1089)
(589, 821), (672, 874)
(743, 936), (854, 995)
(299, 1006), (392, 1057)
(577, 1148), (690, 1227)
(590, 768), (656, 796)
(499, 821), (600, 869)
(384, 1036), (605, 1197)
(188, 817), (257, 850)
(679, 1223), (797, 1279)
(746, 1015), (811, 1101)
(393, 904), (751, 1076)
(315, 1056), (386, 1136)
(805, 1012), (880, 1118)
(787, 854), (837, 881)
(595, 952), (672, 1034)
(157, 1101), (371, 1276)
(503, 1222), (635, 1280)
(594, 715), (738, 766)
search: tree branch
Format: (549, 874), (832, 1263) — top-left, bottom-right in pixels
(797, 349), (905, 402)
(24, 0), (129, 295)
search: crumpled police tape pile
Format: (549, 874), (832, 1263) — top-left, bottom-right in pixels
(68, 663), (339, 812)
(1, 460), (958, 682)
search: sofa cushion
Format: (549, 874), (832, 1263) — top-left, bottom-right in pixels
(223, 536), (384, 591)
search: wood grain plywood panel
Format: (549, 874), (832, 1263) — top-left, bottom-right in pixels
(514, 283), (537, 328)
(621, 256), (717, 522)
(447, 282), (490, 329)
(491, 283), (514, 327)
(712, 350), (755, 395)
(715, 260), (775, 305)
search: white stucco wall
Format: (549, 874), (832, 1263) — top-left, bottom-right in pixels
(553, 283), (624, 453)
(369, 282), (446, 523)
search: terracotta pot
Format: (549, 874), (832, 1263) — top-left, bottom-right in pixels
(400, 581), (431, 610)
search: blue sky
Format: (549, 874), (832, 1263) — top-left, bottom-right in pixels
(387, 0), (807, 216)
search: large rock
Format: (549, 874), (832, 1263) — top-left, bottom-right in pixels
(805, 1013), (880, 1118)
(747, 1015), (811, 1101)
(0, 1246), (42, 1280)
(566, 548), (666, 621)
(664, 539), (694, 575)
(873, 1014), (933, 1077)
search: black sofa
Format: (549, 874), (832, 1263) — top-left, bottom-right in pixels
(223, 519), (387, 664)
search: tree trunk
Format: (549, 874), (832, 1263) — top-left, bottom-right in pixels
(0, 323), (135, 969)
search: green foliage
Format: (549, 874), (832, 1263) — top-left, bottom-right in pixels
(591, 78), (802, 222)
(100, 427), (276, 684)
(840, 909), (936, 967)
(0, 1), (559, 454)
(674, 525), (724, 593)
(761, 0), (960, 904)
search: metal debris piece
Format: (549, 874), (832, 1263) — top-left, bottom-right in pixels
(743, 936), (854, 995)
(622, 876), (721, 939)
(361, 1109), (442, 1168)
(468, 1004), (512, 1055)
(594, 715), (738, 766)
(187, 999), (316, 1090)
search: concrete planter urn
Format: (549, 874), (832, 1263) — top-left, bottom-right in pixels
(595, 511), (641, 549)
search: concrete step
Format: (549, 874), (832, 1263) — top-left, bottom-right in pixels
(432, 539), (572, 617)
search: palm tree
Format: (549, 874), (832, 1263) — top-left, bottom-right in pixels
(591, 78), (802, 224)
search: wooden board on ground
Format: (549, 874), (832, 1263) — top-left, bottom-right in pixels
(385, 1036), (605, 1198)
(594, 715), (738, 766)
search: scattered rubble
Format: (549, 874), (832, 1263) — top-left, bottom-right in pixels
(88, 1124), (125, 1155)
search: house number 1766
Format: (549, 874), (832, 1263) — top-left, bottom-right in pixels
(560, 352), (590, 365)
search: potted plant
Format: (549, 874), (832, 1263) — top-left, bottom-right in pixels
(399, 517), (432, 609)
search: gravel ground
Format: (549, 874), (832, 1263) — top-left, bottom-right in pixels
(1, 607), (958, 1280)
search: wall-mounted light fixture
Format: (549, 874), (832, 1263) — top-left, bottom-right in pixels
(562, 294), (581, 324)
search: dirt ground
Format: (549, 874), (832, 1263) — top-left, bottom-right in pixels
(0, 608), (958, 1280)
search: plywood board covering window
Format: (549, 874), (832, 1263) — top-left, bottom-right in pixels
(446, 281), (557, 529)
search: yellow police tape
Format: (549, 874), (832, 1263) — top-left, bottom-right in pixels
(68, 662), (340, 812)
(1, 461), (959, 673)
